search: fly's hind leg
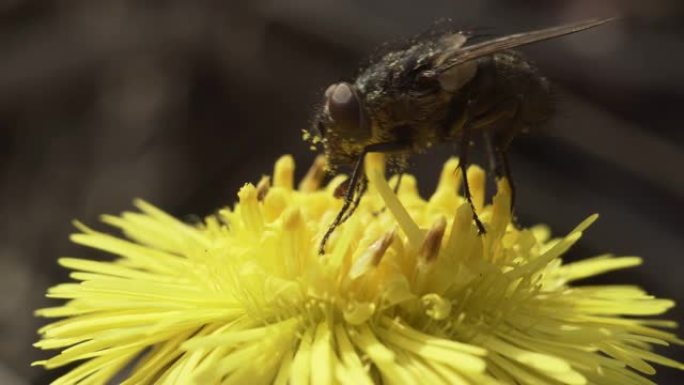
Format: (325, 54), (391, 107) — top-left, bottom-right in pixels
(453, 96), (520, 234)
(483, 131), (516, 216)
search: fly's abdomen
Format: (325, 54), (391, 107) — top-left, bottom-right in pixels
(492, 50), (554, 130)
(457, 50), (553, 147)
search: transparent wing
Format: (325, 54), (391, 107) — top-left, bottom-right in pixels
(436, 17), (616, 72)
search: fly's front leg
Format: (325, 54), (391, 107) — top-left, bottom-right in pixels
(340, 176), (368, 223)
(319, 151), (367, 255)
(319, 141), (409, 255)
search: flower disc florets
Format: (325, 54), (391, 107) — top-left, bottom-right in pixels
(35, 155), (682, 385)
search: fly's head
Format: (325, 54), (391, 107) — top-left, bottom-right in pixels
(305, 82), (372, 171)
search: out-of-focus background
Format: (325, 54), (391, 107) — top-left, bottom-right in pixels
(1, 1), (682, 384)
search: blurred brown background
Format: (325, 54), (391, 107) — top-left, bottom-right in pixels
(1, 1), (682, 384)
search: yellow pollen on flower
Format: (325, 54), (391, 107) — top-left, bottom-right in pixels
(34, 154), (683, 385)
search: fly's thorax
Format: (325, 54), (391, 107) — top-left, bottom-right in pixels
(351, 33), (477, 153)
(362, 85), (454, 145)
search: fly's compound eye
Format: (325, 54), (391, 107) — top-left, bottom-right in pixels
(325, 82), (370, 139)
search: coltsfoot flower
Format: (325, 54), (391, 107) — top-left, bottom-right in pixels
(35, 155), (683, 385)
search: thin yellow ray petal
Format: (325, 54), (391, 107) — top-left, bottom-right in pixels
(351, 324), (416, 384)
(376, 327), (486, 373)
(290, 327), (314, 385)
(182, 321), (280, 350)
(121, 328), (197, 385)
(381, 317), (486, 355)
(69, 233), (179, 274)
(558, 255), (642, 282)
(273, 344), (295, 385)
(51, 348), (139, 385)
(394, 350), (450, 385)
(311, 321), (334, 385)
(334, 325), (374, 385)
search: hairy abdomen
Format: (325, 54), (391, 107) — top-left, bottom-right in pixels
(460, 50), (554, 147)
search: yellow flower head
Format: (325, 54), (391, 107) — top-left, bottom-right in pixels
(35, 155), (683, 385)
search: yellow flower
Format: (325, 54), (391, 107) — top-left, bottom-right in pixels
(34, 155), (683, 385)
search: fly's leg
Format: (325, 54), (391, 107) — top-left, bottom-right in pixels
(319, 151), (366, 255)
(319, 141), (408, 255)
(458, 125), (487, 234)
(483, 131), (516, 215)
(498, 147), (516, 215)
(393, 173), (404, 194)
(340, 176), (368, 223)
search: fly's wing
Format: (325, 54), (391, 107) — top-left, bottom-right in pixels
(426, 31), (474, 92)
(430, 31), (468, 65)
(436, 17), (616, 73)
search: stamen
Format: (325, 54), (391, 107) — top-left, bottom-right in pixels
(256, 176), (271, 202)
(443, 204), (474, 258)
(419, 217), (447, 262)
(282, 207), (304, 276)
(370, 230), (396, 266)
(282, 207), (303, 231)
(274, 155), (295, 190)
(349, 230), (395, 279)
(489, 178), (513, 236)
(237, 184), (264, 233)
(435, 157), (462, 194)
(299, 155), (327, 192)
(466, 165), (485, 212)
(263, 188), (287, 222)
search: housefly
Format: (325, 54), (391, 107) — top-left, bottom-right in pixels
(307, 18), (615, 254)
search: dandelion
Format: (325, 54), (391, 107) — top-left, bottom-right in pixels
(34, 154), (683, 384)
